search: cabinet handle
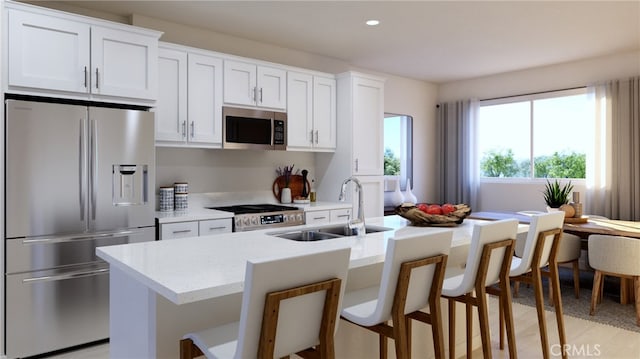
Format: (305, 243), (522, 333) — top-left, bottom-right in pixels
(95, 68), (99, 89)
(315, 130), (319, 144)
(336, 214), (350, 218)
(172, 229), (192, 234)
(190, 121), (195, 138)
(259, 88), (263, 103)
(208, 226), (227, 231)
(83, 66), (88, 88)
(182, 121), (187, 138)
(355, 159), (359, 172)
(313, 216), (327, 220)
(252, 87), (258, 102)
(309, 130), (314, 144)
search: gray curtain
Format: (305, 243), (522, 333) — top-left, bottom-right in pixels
(436, 100), (479, 207)
(610, 76), (640, 221)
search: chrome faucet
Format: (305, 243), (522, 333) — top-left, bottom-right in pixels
(339, 176), (365, 236)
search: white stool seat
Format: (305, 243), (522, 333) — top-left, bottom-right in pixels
(185, 322), (239, 359)
(341, 286), (380, 326)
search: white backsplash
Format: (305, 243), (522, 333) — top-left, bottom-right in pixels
(156, 147), (316, 194)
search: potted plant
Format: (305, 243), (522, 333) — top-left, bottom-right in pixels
(542, 179), (573, 209)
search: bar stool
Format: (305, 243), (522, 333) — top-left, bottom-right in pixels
(441, 219), (519, 359)
(500, 211), (567, 359)
(340, 231), (452, 359)
(180, 247), (351, 359)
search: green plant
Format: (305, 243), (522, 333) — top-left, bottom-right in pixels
(542, 179), (573, 207)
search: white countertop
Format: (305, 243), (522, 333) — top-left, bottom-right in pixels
(155, 192), (350, 224)
(98, 216), (527, 305)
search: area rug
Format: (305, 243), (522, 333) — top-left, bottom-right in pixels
(505, 267), (639, 333)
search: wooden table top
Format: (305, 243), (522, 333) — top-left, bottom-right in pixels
(469, 211), (640, 239)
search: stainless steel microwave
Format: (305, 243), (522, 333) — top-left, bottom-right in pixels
(222, 107), (287, 150)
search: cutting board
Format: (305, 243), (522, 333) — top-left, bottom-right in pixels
(272, 175), (310, 202)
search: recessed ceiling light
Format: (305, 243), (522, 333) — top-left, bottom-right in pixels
(366, 19), (380, 26)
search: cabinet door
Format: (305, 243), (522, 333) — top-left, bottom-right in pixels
(199, 219), (232, 236)
(352, 76), (384, 175)
(313, 76), (337, 151)
(160, 221), (198, 240)
(91, 26), (158, 100)
(188, 53), (223, 146)
(156, 48), (187, 142)
(330, 208), (352, 223)
(306, 210), (331, 225)
(257, 66), (287, 110)
(354, 176), (384, 219)
(286, 71), (313, 149)
(223, 60), (257, 107)
(7, 9), (90, 93)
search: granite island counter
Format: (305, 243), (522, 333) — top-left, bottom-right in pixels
(97, 215), (528, 358)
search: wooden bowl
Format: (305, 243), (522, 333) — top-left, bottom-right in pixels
(395, 203), (472, 227)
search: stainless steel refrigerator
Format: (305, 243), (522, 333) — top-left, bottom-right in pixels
(4, 99), (156, 358)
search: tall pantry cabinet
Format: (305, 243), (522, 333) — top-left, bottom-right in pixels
(316, 71), (385, 219)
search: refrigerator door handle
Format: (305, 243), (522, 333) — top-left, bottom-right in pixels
(90, 118), (97, 220)
(21, 229), (137, 245)
(22, 268), (109, 284)
(79, 119), (86, 221)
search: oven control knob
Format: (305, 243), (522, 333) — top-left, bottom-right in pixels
(235, 218), (242, 227)
(251, 217), (258, 225)
(243, 217), (250, 226)
(296, 214), (303, 222)
(283, 215), (288, 222)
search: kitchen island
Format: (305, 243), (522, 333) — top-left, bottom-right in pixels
(97, 215), (528, 358)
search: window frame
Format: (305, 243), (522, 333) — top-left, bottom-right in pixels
(383, 112), (413, 191)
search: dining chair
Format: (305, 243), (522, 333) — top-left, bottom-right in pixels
(180, 247), (351, 359)
(500, 211), (567, 359)
(340, 231), (452, 359)
(588, 234), (640, 326)
(441, 219), (519, 359)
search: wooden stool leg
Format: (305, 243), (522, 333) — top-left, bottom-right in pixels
(475, 289), (492, 359)
(573, 260), (580, 299)
(466, 300), (473, 359)
(513, 281), (520, 297)
(430, 295), (445, 359)
(635, 276), (640, 326)
(532, 268), (550, 359)
(180, 338), (199, 359)
(379, 333), (387, 359)
(499, 296), (504, 350)
(448, 299), (456, 359)
(549, 262), (568, 359)
(501, 278), (518, 358)
(590, 270), (602, 315)
(621, 277), (630, 305)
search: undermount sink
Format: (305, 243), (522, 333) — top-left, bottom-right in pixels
(273, 230), (343, 242)
(272, 224), (393, 242)
(316, 224), (393, 237)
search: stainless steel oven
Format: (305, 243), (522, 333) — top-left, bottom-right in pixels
(207, 204), (304, 232)
(222, 107), (287, 150)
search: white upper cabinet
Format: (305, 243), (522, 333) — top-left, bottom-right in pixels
(223, 59), (286, 110)
(5, 3), (161, 103)
(287, 71), (336, 152)
(156, 43), (223, 148)
(351, 75), (385, 175)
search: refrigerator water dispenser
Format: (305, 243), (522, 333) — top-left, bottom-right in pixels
(112, 164), (148, 206)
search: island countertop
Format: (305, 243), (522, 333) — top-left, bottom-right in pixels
(97, 215), (526, 305)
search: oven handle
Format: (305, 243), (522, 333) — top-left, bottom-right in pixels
(22, 268), (109, 284)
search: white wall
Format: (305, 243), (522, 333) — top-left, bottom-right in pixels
(438, 50), (640, 212)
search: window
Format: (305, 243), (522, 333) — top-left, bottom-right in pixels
(478, 89), (591, 179)
(384, 113), (413, 189)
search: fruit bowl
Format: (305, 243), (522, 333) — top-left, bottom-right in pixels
(395, 203), (472, 227)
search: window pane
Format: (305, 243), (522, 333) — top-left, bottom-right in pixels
(384, 114), (412, 189)
(532, 94), (589, 178)
(478, 102), (530, 177)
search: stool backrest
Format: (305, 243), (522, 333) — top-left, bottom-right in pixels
(510, 211), (564, 276)
(235, 247), (351, 358)
(372, 231), (452, 324)
(457, 219), (519, 292)
(588, 234), (640, 276)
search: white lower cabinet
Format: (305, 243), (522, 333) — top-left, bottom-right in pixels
(159, 218), (232, 240)
(305, 208), (352, 225)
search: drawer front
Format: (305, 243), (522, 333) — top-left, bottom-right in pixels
(306, 210), (330, 225)
(199, 219), (232, 236)
(160, 221), (199, 240)
(331, 208), (352, 223)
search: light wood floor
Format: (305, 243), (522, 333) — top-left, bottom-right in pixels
(44, 296), (639, 359)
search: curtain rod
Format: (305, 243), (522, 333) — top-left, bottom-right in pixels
(479, 86), (586, 102)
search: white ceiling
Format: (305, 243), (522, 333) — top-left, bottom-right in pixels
(56, 1), (640, 83)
